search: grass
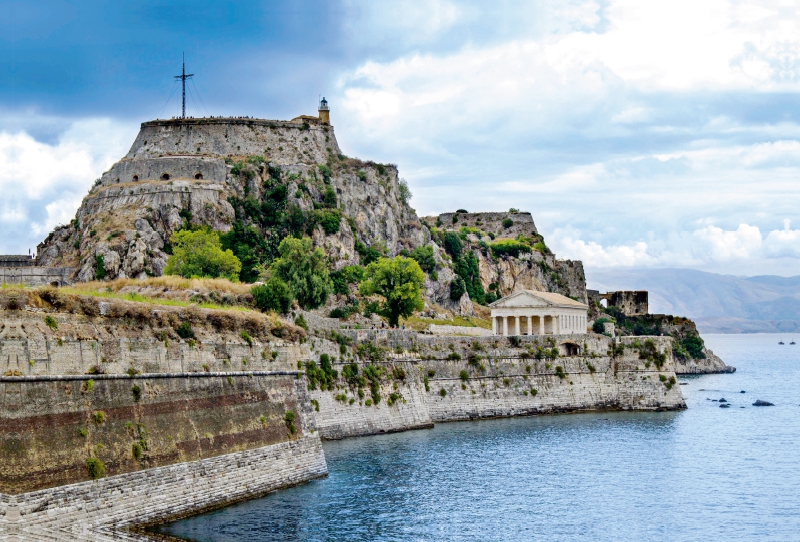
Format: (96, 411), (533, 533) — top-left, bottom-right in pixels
(58, 285), (256, 312)
(402, 315), (492, 331)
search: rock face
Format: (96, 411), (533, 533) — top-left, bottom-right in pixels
(35, 116), (579, 312)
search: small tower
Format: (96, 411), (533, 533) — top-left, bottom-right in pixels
(318, 97), (330, 124)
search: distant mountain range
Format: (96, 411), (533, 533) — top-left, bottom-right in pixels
(586, 268), (800, 334)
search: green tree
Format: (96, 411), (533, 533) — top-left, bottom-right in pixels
(271, 237), (332, 309)
(164, 229), (242, 281)
(359, 256), (425, 327)
(251, 276), (293, 313)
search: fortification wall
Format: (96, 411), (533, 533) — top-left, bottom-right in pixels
(304, 333), (685, 440)
(0, 434), (325, 541)
(427, 211), (538, 238)
(0, 266), (74, 286)
(126, 118), (340, 166)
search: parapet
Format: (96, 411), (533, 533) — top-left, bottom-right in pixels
(423, 211), (538, 238)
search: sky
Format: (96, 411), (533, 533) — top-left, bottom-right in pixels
(1, 0), (799, 276)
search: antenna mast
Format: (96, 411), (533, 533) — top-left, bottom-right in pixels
(174, 53), (194, 119)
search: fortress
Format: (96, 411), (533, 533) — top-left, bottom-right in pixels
(0, 101), (733, 540)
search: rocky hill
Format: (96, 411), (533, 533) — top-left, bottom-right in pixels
(35, 115), (584, 314)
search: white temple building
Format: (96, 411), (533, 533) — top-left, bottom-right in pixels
(488, 290), (588, 336)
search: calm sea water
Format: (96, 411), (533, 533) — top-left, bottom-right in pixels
(159, 334), (800, 542)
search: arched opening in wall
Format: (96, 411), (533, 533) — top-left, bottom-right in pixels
(132, 175), (139, 182)
(195, 173), (203, 179)
(600, 299), (608, 309)
(115, 178), (120, 183)
(561, 342), (580, 357)
(50, 281), (60, 288)
(161, 173), (171, 181)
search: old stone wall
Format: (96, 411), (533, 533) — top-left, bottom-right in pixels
(0, 266), (74, 287)
(0, 372), (316, 493)
(426, 211), (538, 239)
(303, 332), (685, 440)
(0, 434), (326, 541)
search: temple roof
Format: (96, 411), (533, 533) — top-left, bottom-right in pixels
(488, 290), (588, 310)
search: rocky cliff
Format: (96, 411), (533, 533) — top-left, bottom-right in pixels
(35, 116), (585, 315)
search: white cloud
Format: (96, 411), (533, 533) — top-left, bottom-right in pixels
(764, 221), (800, 258)
(0, 117), (137, 254)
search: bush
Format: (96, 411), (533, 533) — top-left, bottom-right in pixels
(442, 232), (463, 258)
(95, 254), (107, 280)
(240, 330), (253, 346)
(449, 277), (466, 300)
(330, 265), (365, 295)
(271, 237), (332, 310)
(284, 410), (296, 435)
(439, 388), (447, 397)
(164, 228), (242, 281)
(44, 315), (58, 331)
(459, 370), (469, 381)
(409, 245), (437, 279)
(554, 366), (566, 379)
(398, 178), (412, 204)
(176, 322), (194, 339)
(593, 318), (613, 334)
(251, 277), (293, 314)
(489, 240), (531, 259)
(86, 457), (106, 479)
(313, 209), (341, 235)
(447, 352), (461, 361)
(294, 314), (308, 331)
(131, 384), (142, 402)
(456, 209), (468, 213)
(681, 335), (706, 359)
(502, 218), (513, 228)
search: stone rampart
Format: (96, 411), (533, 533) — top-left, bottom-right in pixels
(0, 266), (74, 286)
(427, 324), (493, 336)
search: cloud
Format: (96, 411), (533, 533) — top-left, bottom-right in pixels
(552, 222), (800, 274)
(0, 117), (137, 254)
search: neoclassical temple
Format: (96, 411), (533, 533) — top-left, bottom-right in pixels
(489, 290), (588, 336)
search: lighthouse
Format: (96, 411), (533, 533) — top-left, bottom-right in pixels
(318, 97), (330, 124)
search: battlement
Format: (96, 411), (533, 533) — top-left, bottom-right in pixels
(0, 255), (34, 267)
(423, 211), (538, 238)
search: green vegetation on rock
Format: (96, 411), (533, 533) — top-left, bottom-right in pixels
(165, 229), (242, 281)
(359, 256), (425, 327)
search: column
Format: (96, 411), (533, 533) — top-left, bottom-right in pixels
(514, 316), (520, 336)
(539, 315), (545, 335)
(492, 316), (497, 335)
(527, 315), (533, 336)
(503, 316), (508, 336)
(555, 315), (560, 335)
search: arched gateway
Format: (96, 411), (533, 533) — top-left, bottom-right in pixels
(489, 290), (588, 336)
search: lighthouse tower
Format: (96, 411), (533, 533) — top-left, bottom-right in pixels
(318, 97), (330, 124)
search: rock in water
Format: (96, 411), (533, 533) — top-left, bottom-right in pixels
(719, 398), (727, 403)
(752, 400), (775, 406)
(719, 404), (730, 408)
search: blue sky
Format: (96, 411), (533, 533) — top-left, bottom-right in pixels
(2, 0), (799, 276)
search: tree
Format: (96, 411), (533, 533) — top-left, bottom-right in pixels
(271, 237), (332, 309)
(251, 276), (292, 314)
(359, 256), (425, 327)
(164, 229), (242, 281)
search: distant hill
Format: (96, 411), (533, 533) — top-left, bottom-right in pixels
(586, 268), (800, 334)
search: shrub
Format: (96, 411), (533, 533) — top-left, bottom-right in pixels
(330, 265), (365, 295)
(439, 388), (447, 397)
(489, 240), (531, 259)
(271, 237), (332, 310)
(251, 277), (293, 314)
(93, 411), (106, 424)
(586, 362), (596, 373)
(131, 384), (142, 402)
(456, 209), (468, 213)
(95, 254), (107, 280)
(530, 388), (538, 396)
(554, 366), (566, 379)
(313, 209), (341, 234)
(447, 352), (461, 361)
(86, 457), (106, 479)
(449, 277), (466, 300)
(284, 410), (296, 435)
(398, 178), (412, 204)
(593, 318), (613, 334)
(44, 315), (58, 331)
(459, 370), (469, 382)
(408, 245), (437, 279)
(442, 232), (463, 258)
(502, 218), (513, 228)
(132, 442), (143, 460)
(240, 330), (253, 346)
(176, 322), (194, 339)
(681, 335), (706, 359)
(164, 228), (242, 281)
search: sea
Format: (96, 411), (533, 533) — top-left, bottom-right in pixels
(158, 334), (800, 542)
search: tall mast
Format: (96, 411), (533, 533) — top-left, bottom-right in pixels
(174, 53), (194, 119)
